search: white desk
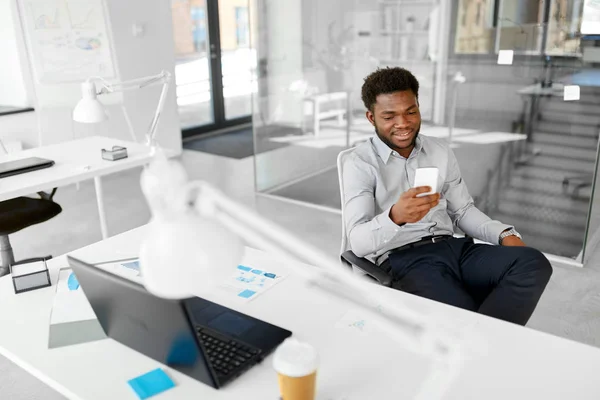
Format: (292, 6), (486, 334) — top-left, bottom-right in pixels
(0, 136), (158, 239)
(2, 226), (600, 399)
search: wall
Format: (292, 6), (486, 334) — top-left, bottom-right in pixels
(0, 0), (29, 107)
(0, 0), (182, 153)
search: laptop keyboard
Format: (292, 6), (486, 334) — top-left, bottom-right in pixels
(196, 327), (261, 379)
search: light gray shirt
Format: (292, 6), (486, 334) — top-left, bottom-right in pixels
(342, 134), (512, 264)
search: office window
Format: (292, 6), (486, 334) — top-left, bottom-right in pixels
(545, 0), (583, 56)
(496, 0), (545, 54)
(235, 6), (249, 48)
(192, 6), (208, 54)
(455, 0), (497, 54)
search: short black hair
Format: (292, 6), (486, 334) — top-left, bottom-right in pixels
(361, 67), (419, 112)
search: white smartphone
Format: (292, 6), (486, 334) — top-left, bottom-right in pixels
(413, 167), (439, 197)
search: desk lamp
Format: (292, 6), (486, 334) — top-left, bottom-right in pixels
(72, 70), (172, 149)
(138, 153), (466, 400)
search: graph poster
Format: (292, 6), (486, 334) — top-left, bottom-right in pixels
(18, 0), (116, 83)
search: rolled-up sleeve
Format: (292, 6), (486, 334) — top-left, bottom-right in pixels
(343, 156), (403, 257)
(444, 147), (512, 245)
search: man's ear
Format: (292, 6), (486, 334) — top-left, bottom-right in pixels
(366, 110), (375, 126)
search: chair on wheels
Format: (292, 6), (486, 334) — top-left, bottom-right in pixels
(0, 189), (62, 276)
(337, 148), (393, 287)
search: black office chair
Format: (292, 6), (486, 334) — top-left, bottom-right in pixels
(0, 189), (62, 276)
(337, 149), (393, 287)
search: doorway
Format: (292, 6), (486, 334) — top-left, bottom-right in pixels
(171, 0), (256, 137)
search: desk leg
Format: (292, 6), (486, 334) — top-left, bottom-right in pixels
(94, 176), (109, 239)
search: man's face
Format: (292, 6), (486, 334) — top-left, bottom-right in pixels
(366, 90), (421, 156)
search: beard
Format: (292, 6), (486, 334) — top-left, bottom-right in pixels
(374, 121), (421, 153)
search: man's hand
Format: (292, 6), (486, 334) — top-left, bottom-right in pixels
(389, 186), (440, 225)
(501, 235), (526, 247)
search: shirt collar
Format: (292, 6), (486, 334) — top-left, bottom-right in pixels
(372, 135), (424, 164)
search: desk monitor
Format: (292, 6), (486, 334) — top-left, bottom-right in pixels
(66, 255), (292, 388)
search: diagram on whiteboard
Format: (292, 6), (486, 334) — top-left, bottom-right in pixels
(20, 0), (116, 83)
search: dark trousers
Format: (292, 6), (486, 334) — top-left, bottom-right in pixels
(385, 237), (552, 326)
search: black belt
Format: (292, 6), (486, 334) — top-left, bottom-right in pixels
(390, 235), (453, 254)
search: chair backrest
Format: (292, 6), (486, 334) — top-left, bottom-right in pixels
(337, 147), (356, 257)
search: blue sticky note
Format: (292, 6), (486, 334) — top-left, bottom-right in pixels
(250, 269), (263, 275)
(67, 273), (79, 290)
(238, 289), (256, 299)
(264, 273), (276, 279)
(127, 368), (175, 399)
(237, 265), (252, 272)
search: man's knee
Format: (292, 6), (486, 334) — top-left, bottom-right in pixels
(512, 247), (553, 284)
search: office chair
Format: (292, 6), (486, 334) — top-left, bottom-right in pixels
(0, 139), (62, 276)
(0, 190), (62, 276)
(337, 148), (393, 287)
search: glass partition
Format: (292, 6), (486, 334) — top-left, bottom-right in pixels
(253, 0), (600, 263)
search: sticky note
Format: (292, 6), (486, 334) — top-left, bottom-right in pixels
(264, 273), (276, 279)
(238, 289), (256, 298)
(564, 85), (580, 101)
(497, 49), (514, 65)
(127, 368), (175, 399)
(237, 265), (252, 272)
(67, 273), (80, 290)
(250, 269), (263, 275)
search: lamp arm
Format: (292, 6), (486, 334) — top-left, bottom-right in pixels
(91, 71), (170, 94)
(87, 71), (172, 147)
(184, 181), (463, 400)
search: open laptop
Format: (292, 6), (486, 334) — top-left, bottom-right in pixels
(66, 255), (292, 388)
(0, 157), (55, 179)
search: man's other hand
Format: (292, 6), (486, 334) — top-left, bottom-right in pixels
(389, 186), (440, 225)
(501, 236), (526, 247)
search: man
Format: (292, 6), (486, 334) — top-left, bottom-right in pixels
(342, 67), (552, 326)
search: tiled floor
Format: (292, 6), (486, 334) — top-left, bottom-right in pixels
(4, 145), (600, 399)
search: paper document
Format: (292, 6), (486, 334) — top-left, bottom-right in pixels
(220, 264), (287, 302)
(50, 268), (97, 325)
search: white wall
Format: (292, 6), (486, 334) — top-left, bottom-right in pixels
(0, 0), (182, 153)
(0, 0), (29, 107)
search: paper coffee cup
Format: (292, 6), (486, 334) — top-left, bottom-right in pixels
(273, 338), (318, 400)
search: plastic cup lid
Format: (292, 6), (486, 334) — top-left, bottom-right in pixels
(272, 338), (318, 377)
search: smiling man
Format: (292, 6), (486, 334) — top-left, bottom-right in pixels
(341, 67), (552, 325)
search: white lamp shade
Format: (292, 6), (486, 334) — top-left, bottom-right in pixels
(73, 97), (108, 123)
(72, 81), (108, 123)
(138, 151), (244, 299)
(139, 213), (244, 299)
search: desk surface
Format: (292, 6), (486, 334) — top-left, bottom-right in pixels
(2, 226), (600, 399)
(0, 136), (156, 202)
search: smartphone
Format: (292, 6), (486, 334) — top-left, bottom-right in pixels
(413, 167), (439, 197)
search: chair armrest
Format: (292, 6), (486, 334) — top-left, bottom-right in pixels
(341, 250), (393, 287)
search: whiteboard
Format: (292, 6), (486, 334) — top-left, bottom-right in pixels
(17, 0), (116, 84)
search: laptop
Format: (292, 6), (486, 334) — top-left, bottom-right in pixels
(0, 157), (55, 179)
(66, 255), (292, 388)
